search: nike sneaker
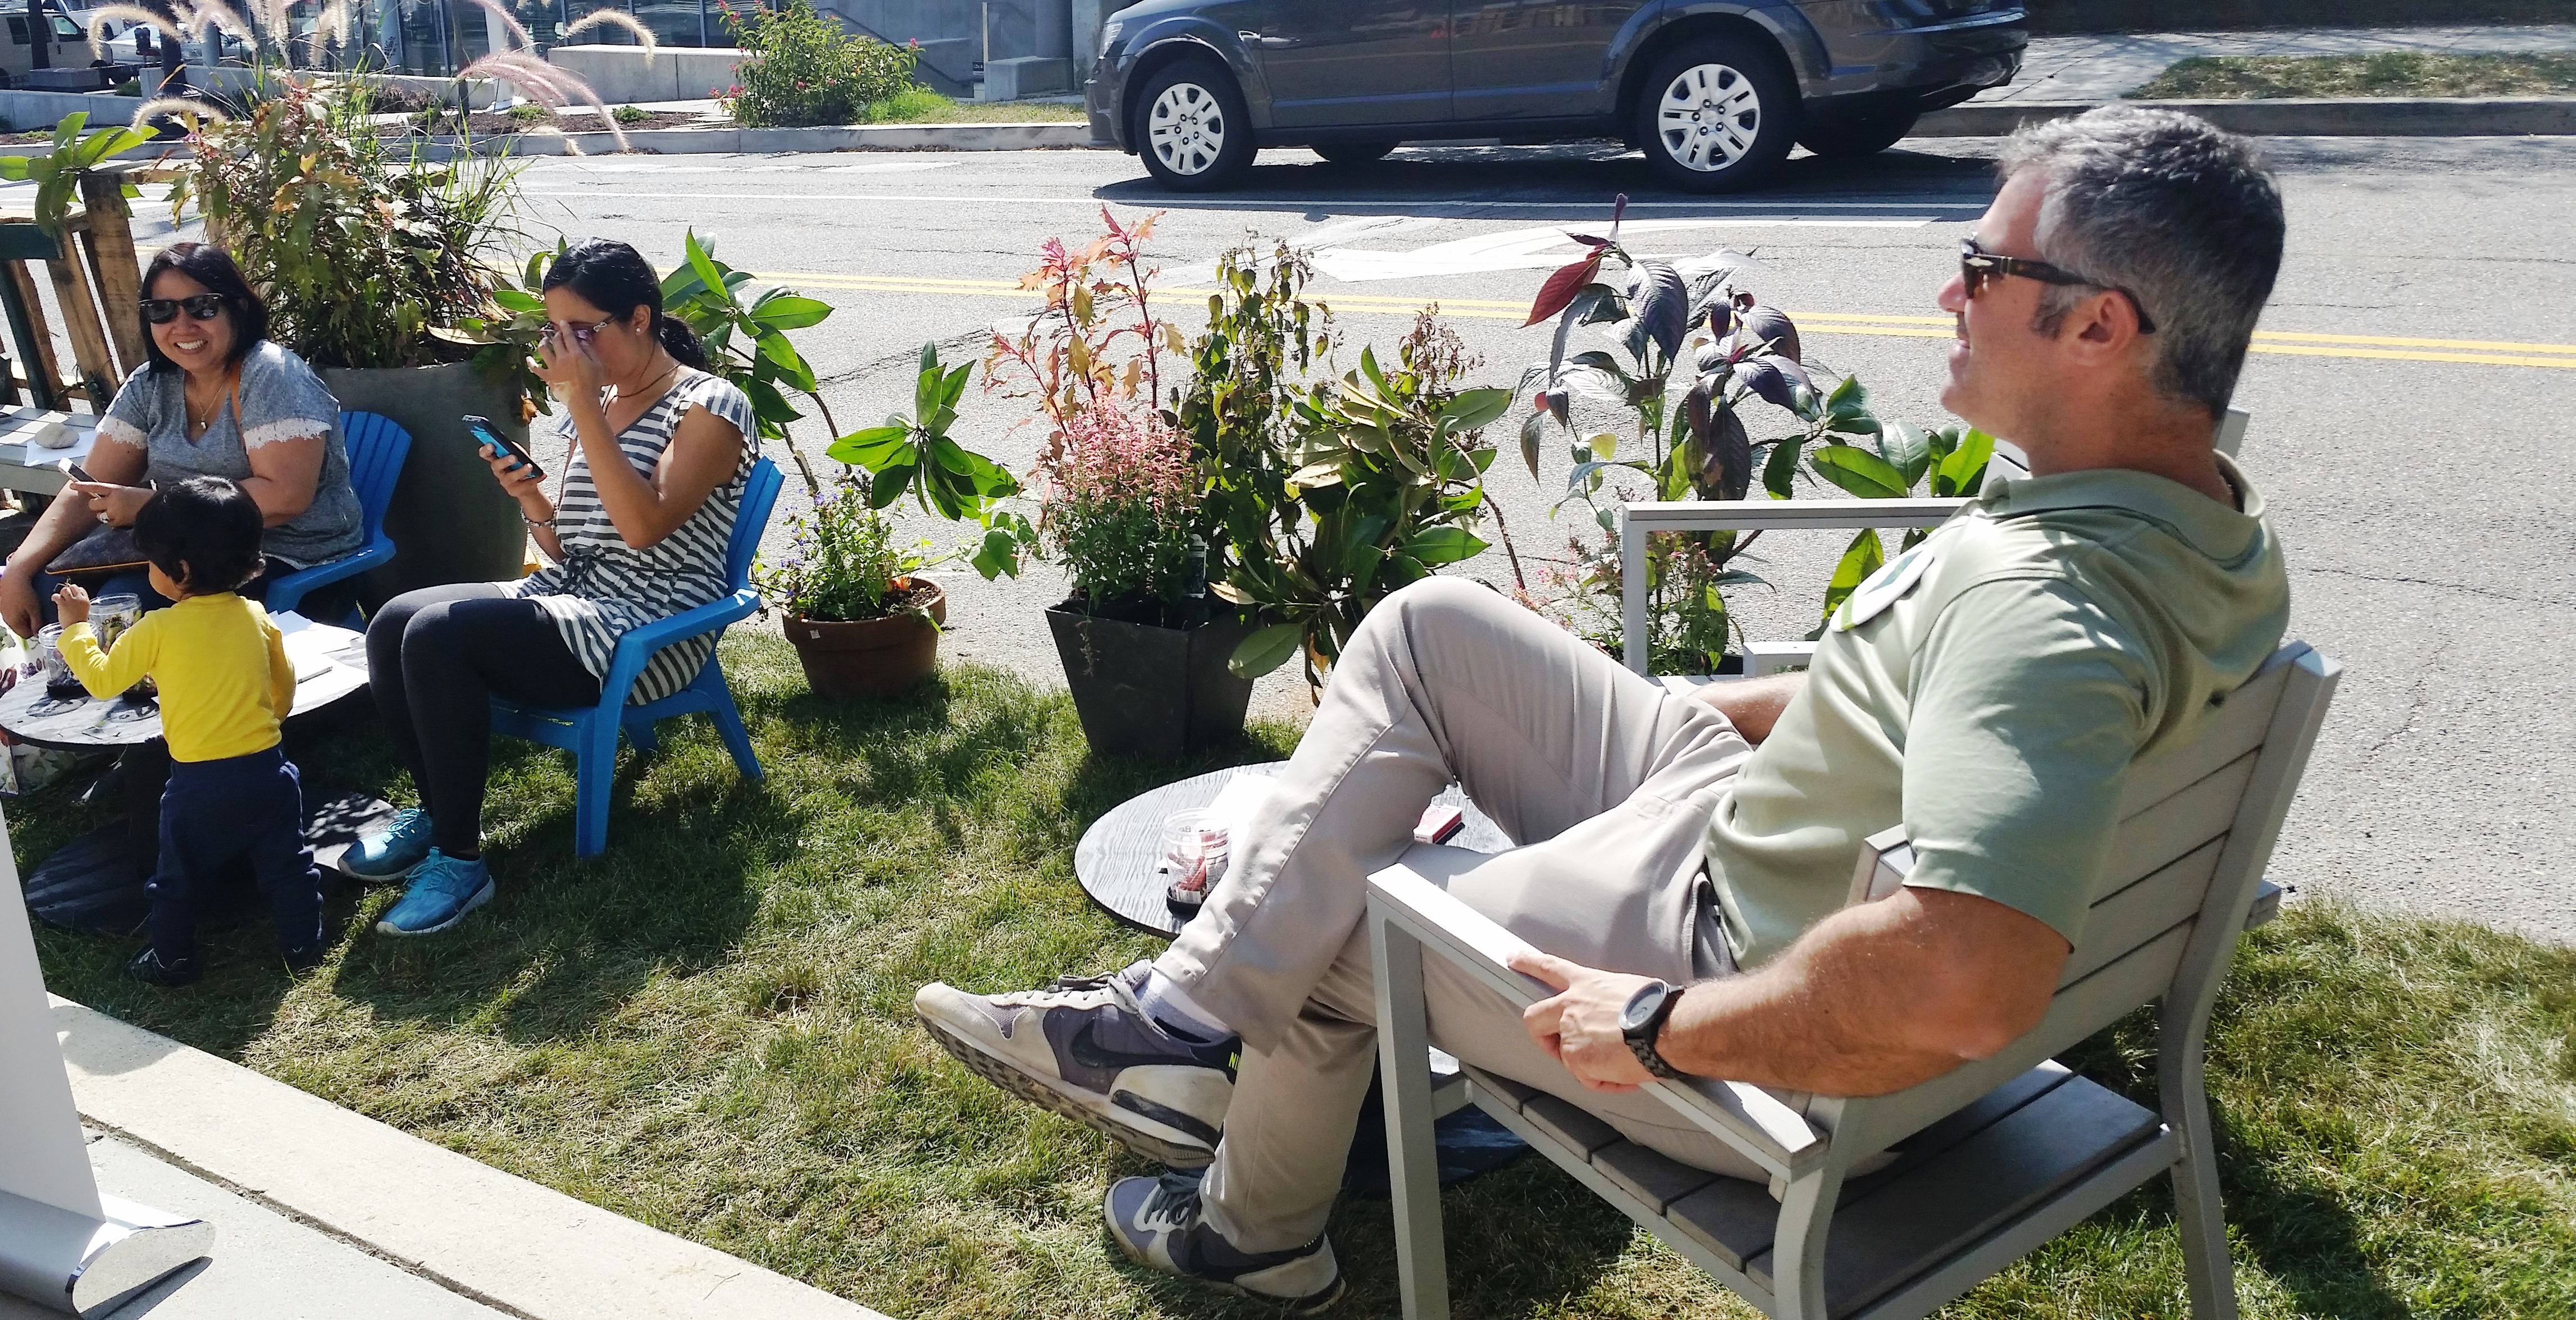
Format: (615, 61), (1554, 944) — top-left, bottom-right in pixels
(1105, 1170), (1343, 1313)
(914, 961), (1238, 1167)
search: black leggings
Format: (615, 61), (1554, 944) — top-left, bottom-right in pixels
(366, 583), (601, 856)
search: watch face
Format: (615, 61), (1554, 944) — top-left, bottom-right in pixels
(1619, 981), (1670, 1034)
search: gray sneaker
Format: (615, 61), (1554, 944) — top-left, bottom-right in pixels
(913, 961), (1237, 1168)
(1105, 1171), (1343, 1313)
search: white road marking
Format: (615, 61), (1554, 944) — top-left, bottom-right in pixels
(519, 189), (1984, 212)
(548, 160), (961, 175)
(1308, 217), (1927, 282)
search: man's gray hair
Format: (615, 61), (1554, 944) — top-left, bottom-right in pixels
(1999, 106), (2285, 419)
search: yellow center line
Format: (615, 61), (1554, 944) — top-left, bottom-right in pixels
(755, 271), (2576, 370)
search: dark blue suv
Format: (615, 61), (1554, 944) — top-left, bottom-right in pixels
(1087, 1), (2026, 191)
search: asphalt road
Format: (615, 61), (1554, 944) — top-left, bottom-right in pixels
(505, 135), (2575, 943)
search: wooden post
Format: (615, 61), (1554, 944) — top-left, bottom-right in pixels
(77, 172), (148, 377)
(0, 262), (61, 413)
(45, 216), (120, 411)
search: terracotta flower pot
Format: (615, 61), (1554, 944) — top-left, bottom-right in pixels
(784, 577), (947, 699)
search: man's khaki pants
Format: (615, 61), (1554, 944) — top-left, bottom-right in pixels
(1153, 578), (1767, 1254)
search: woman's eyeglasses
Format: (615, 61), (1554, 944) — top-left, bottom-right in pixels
(1958, 237), (2158, 334)
(540, 316), (618, 345)
(139, 294), (229, 325)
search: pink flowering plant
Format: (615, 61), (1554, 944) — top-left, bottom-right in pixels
(1039, 405), (1201, 613)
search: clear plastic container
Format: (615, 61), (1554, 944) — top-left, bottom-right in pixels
(1158, 809), (1230, 911)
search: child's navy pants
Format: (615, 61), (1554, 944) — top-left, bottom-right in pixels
(149, 746), (323, 960)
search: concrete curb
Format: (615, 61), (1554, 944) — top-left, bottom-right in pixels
(48, 994), (891, 1320)
(416, 121), (1096, 158)
(1920, 96), (2576, 137)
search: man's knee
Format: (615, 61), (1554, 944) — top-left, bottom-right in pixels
(1359, 578), (1516, 655)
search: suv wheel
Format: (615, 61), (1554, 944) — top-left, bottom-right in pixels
(1634, 36), (1797, 193)
(1314, 141), (1397, 166)
(1133, 58), (1256, 191)
(1799, 110), (1920, 159)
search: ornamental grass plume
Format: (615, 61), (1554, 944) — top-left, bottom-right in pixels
(1041, 404), (1201, 609)
(560, 7), (659, 61)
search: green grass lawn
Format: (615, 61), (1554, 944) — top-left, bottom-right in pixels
(18, 632), (2576, 1318)
(860, 90), (1084, 125)
(2131, 53), (2576, 101)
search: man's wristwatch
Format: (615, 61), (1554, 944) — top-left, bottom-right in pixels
(1618, 980), (1688, 1081)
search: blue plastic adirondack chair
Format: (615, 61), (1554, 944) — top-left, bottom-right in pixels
(488, 455), (783, 857)
(263, 410), (411, 623)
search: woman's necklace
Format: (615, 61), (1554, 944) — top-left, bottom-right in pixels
(610, 357), (681, 412)
(184, 371), (234, 438)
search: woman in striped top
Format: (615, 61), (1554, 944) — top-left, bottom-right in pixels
(353, 240), (760, 936)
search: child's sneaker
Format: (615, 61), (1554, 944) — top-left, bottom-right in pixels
(376, 850), (494, 936)
(126, 945), (202, 988)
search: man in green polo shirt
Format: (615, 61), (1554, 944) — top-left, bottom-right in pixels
(913, 104), (2290, 1312)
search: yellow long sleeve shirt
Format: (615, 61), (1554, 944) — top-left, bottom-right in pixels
(61, 593), (295, 763)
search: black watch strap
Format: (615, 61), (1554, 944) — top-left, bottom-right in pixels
(1624, 983), (1686, 1081)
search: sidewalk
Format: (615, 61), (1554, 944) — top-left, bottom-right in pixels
(0, 1132), (507, 1320)
(1976, 23), (2576, 102)
(18, 996), (892, 1320)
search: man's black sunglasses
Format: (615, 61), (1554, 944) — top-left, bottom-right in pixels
(1958, 238), (2158, 334)
(139, 294), (230, 325)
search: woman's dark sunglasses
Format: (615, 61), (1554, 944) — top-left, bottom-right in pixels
(1958, 237), (2158, 334)
(139, 294), (229, 325)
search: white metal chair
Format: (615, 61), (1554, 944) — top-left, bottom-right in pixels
(1366, 405), (2323, 1320)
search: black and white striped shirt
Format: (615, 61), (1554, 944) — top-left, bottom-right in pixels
(504, 369), (759, 705)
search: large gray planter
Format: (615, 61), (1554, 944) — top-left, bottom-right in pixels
(318, 360), (528, 601)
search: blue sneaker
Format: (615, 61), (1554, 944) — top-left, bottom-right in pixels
(375, 850), (494, 937)
(344, 808), (434, 882)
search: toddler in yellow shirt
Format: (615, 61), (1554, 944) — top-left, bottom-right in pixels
(56, 476), (325, 987)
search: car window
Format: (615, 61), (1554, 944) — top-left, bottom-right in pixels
(51, 14), (77, 37)
(6, 15), (27, 44)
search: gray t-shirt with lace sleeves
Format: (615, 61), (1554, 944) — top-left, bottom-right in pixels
(94, 340), (363, 568)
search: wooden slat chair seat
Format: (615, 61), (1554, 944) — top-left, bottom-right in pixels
(1366, 637), (2340, 1320)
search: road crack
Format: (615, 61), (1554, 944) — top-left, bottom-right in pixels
(2292, 564), (2572, 610)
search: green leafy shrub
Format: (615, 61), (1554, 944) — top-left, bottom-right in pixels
(174, 79), (522, 369)
(612, 103), (650, 124)
(507, 102), (552, 125)
(719, 0), (921, 128)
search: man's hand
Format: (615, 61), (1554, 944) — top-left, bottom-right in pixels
(69, 481), (152, 529)
(52, 583), (89, 625)
(1511, 950), (1659, 1093)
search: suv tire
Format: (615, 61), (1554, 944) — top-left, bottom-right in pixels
(1633, 35), (1798, 193)
(1799, 110), (1920, 159)
(1314, 140), (1397, 165)
(1133, 57), (1256, 191)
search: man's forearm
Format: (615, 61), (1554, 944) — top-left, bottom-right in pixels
(1654, 888), (2064, 1097)
(1691, 671), (1806, 745)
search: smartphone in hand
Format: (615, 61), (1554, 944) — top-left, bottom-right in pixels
(463, 414), (545, 482)
(56, 458), (93, 483)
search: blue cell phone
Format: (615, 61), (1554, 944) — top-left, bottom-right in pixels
(463, 414), (544, 482)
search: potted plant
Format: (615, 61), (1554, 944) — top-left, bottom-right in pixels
(984, 210), (1264, 757)
(751, 340), (1029, 697)
(172, 76), (533, 597)
(1035, 403), (1253, 760)
(754, 473), (950, 698)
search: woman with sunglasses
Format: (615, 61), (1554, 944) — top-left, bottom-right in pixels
(0, 241), (362, 638)
(348, 238), (759, 935)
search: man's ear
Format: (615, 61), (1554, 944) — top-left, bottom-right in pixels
(2067, 289), (2145, 359)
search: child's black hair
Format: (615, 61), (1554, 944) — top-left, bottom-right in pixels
(131, 476), (265, 594)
